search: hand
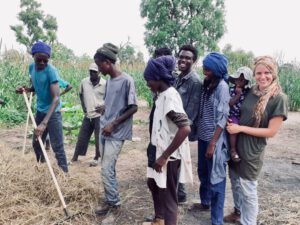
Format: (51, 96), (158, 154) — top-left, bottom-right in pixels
(153, 155), (168, 173)
(95, 105), (105, 114)
(235, 86), (242, 95)
(102, 123), (115, 136)
(15, 86), (31, 94)
(205, 142), (216, 159)
(227, 122), (241, 134)
(34, 122), (47, 138)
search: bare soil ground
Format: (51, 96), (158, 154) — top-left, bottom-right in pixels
(0, 109), (299, 225)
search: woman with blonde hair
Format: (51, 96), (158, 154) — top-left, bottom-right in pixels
(226, 56), (288, 225)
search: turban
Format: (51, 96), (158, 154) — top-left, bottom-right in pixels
(144, 55), (176, 86)
(96, 43), (119, 62)
(254, 56), (278, 79)
(203, 52), (228, 79)
(31, 41), (51, 57)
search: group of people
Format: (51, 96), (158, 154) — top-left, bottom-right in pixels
(15, 40), (287, 225)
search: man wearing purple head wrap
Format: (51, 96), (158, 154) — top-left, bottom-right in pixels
(144, 55), (177, 86)
(16, 41), (68, 173)
(189, 52), (230, 225)
(143, 56), (193, 225)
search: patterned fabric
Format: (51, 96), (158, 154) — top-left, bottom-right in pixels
(229, 86), (250, 118)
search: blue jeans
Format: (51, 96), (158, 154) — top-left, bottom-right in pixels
(100, 136), (124, 205)
(198, 139), (226, 225)
(33, 111), (68, 173)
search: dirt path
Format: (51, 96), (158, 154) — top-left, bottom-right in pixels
(0, 110), (299, 225)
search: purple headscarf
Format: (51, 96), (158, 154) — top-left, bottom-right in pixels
(144, 55), (176, 86)
(31, 41), (51, 57)
(203, 52), (228, 79)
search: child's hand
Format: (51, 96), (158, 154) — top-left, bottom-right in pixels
(235, 86), (242, 95)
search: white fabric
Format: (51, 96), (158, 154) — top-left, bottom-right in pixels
(147, 87), (193, 188)
(80, 77), (106, 118)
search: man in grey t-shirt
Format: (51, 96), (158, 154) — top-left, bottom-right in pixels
(93, 43), (138, 216)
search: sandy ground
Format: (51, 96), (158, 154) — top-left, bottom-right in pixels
(0, 109), (299, 225)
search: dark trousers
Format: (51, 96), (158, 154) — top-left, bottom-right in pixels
(72, 116), (100, 160)
(198, 140), (226, 225)
(33, 111), (68, 173)
(147, 159), (181, 225)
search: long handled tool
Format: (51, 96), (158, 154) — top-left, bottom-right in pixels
(22, 92), (33, 156)
(22, 91), (71, 219)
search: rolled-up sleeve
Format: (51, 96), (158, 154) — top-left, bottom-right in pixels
(216, 82), (230, 129)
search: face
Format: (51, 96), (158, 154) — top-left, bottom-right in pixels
(202, 66), (214, 81)
(34, 53), (49, 71)
(89, 70), (99, 82)
(94, 58), (110, 75)
(254, 64), (274, 90)
(178, 50), (194, 73)
(146, 80), (161, 93)
(235, 74), (248, 88)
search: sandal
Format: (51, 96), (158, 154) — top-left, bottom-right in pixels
(230, 151), (241, 162)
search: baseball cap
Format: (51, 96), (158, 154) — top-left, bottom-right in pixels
(89, 63), (99, 72)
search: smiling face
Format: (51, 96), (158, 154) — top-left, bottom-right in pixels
(254, 64), (274, 90)
(33, 53), (49, 71)
(178, 50), (194, 74)
(202, 66), (214, 81)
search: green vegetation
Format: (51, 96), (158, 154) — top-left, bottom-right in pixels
(140, 0), (226, 55)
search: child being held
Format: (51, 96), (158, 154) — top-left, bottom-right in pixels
(228, 67), (252, 162)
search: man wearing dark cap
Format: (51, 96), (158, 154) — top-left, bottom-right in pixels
(70, 63), (106, 167)
(93, 43), (138, 215)
(16, 41), (68, 173)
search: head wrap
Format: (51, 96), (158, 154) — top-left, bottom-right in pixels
(203, 52), (228, 79)
(96, 43), (119, 62)
(252, 56), (282, 127)
(143, 56), (176, 86)
(31, 41), (51, 57)
(253, 56), (278, 79)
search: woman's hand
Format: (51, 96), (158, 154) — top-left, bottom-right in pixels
(227, 122), (242, 134)
(205, 142), (216, 159)
(153, 155), (167, 173)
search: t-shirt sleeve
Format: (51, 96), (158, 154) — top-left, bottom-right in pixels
(127, 77), (137, 105)
(58, 79), (69, 89)
(48, 66), (59, 84)
(270, 94), (288, 121)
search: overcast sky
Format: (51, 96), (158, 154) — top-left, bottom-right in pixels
(1, 0), (299, 62)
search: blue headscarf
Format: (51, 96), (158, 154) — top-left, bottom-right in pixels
(144, 55), (176, 86)
(31, 41), (51, 57)
(203, 52), (228, 79)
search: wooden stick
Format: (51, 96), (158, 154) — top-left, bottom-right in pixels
(22, 91), (70, 217)
(22, 92), (33, 156)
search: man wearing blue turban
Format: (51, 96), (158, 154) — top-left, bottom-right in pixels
(189, 52), (230, 225)
(16, 41), (68, 173)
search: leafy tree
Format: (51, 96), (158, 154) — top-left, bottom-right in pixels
(136, 51), (145, 64)
(119, 40), (136, 65)
(51, 42), (76, 62)
(10, 0), (58, 53)
(140, 0), (226, 55)
(222, 44), (255, 73)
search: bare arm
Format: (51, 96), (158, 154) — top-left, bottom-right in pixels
(205, 125), (223, 159)
(227, 116), (284, 138)
(60, 84), (73, 96)
(229, 93), (241, 106)
(102, 105), (138, 136)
